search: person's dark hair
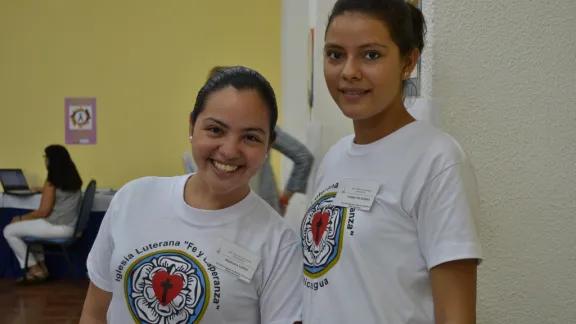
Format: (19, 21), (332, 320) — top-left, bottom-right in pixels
(44, 145), (83, 191)
(327, 0), (426, 56)
(191, 66), (278, 139)
(207, 66), (230, 79)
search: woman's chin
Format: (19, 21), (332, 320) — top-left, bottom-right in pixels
(195, 165), (254, 196)
(206, 174), (249, 195)
(339, 106), (374, 120)
(210, 184), (251, 206)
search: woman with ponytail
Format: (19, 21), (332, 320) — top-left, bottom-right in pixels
(300, 1), (482, 323)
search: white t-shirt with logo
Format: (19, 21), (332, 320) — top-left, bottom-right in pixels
(87, 175), (302, 324)
(301, 121), (483, 324)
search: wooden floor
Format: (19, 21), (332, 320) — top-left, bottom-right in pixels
(0, 279), (88, 324)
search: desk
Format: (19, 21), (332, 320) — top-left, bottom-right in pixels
(0, 192), (113, 279)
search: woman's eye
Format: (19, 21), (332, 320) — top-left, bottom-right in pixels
(245, 135), (261, 142)
(326, 51), (342, 60)
(207, 127), (221, 134)
(364, 51), (381, 60)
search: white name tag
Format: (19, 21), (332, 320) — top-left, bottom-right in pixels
(333, 179), (380, 211)
(214, 238), (261, 283)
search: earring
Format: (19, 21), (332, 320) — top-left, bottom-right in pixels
(189, 136), (193, 141)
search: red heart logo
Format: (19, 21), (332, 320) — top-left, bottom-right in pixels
(311, 210), (330, 246)
(152, 270), (184, 306)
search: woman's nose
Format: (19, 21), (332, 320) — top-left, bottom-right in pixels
(342, 58), (362, 81)
(218, 137), (241, 159)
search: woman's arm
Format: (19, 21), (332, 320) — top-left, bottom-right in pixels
(20, 181), (56, 221)
(79, 281), (112, 324)
(430, 259), (478, 324)
(271, 127), (314, 209)
(414, 160), (483, 324)
(259, 240), (303, 324)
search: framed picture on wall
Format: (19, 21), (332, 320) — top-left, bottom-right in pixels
(308, 0), (317, 119)
(308, 27), (314, 116)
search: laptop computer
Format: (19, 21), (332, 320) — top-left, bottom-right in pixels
(0, 169), (38, 196)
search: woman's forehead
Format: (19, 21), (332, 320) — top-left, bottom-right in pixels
(199, 88), (270, 131)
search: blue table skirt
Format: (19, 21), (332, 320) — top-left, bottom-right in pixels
(0, 208), (105, 279)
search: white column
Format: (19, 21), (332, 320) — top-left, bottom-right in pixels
(311, 0), (353, 159)
(280, 0), (310, 143)
(280, 0), (312, 229)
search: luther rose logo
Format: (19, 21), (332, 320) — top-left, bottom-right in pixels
(124, 250), (210, 324)
(301, 192), (347, 278)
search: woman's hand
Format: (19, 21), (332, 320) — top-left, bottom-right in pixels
(10, 216), (22, 223)
(279, 190), (293, 216)
(31, 186), (43, 193)
(279, 199), (288, 215)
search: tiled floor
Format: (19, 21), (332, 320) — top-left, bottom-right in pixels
(0, 279), (88, 324)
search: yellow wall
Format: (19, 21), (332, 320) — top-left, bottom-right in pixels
(0, 0), (282, 189)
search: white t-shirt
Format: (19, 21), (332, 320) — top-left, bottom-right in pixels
(301, 121), (483, 324)
(87, 175), (302, 324)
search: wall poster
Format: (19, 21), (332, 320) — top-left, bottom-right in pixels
(65, 97), (97, 145)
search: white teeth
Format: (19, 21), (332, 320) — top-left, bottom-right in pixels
(344, 91), (366, 95)
(213, 161), (239, 172)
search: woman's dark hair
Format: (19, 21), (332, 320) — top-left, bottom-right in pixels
(44, 145), (83, 191)
(327, 0), (426, 57)
(191, 66), (278, 139)
(207, 66), (230, 79)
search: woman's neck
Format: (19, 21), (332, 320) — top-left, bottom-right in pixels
(184, 174), (250, 210)
(352, 98), (415, 145)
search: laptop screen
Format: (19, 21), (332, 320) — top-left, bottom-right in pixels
(0, 170), (28, 189)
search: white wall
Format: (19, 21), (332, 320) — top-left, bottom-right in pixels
(432, 1), (576, 323)
(282, 0), (576, 323)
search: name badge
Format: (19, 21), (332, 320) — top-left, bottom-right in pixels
(333, 179), (380, 211)
(214, 238), (261, 283)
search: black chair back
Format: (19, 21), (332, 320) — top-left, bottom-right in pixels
(71, 179), (97, 240)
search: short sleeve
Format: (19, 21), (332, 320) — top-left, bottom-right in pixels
(259, 241), (303, 324)
(415, 160), (483, 270)
(86, 197), (117, 292)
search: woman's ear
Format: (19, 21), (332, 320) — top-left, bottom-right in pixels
(268, 133), (277, 150)
(402, 49), (421, 80)
(189, 124), (194, 141)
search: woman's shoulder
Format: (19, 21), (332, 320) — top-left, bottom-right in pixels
(109, 175), (186, 207)
(117, 175), (183, 193)
(247, 196), (300, 248)
(414, 122), (471, 166)
(400, 123), (477, 192)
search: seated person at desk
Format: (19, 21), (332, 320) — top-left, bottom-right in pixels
(3, 144), (83, 283)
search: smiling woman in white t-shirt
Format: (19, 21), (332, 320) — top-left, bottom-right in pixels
(300, 1), (482, 324)
(80, 66), (302, 324)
